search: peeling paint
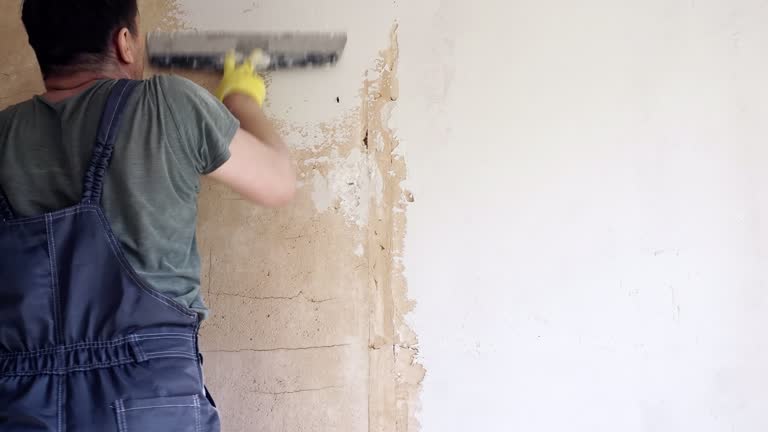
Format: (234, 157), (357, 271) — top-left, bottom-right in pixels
(306, 141), (387, 228)
(311, 171), (334, 213)
(278, 116), (357, 152)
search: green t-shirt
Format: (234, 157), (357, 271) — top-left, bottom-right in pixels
(0, 76), (239, 319)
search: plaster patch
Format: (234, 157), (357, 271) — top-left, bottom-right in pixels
(327, 148), (373, 227)
(303, 140), (383, 227)
(279, 115), (357, 152)
(364, 24), (423, 432)
(311, 172), (333, 213)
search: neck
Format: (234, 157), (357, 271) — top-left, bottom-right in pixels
(43, 68), (131, 103)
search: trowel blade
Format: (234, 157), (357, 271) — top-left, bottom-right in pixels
(147, 31), (348, 71)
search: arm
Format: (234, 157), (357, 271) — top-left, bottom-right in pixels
(224, 93), (287, 156)
(206, 54), (296, 207)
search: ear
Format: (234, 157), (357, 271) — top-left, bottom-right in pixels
(115, 27), (136, 65)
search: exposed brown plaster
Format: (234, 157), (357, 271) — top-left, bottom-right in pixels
(203, 340), (366, 431)
(196, 108), (371, 430)
(0, 2), (44, 109)
(137, 0), (188, 33)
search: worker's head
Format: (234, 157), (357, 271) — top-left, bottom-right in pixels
(21, 0), (144, 80)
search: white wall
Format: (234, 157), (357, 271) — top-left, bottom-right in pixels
(399, 0), (768, 431)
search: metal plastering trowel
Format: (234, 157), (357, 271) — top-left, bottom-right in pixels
(147, 31), (348, 72)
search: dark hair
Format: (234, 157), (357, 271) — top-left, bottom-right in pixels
(22, 0), (139, 77)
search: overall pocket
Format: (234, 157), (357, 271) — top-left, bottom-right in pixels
(114, 395), (201, 432)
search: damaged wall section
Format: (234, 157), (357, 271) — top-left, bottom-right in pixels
(363, 25), (425, 432)
(0, 1), (422, 430)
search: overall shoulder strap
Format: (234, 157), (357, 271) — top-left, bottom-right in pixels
(81, 79), (140, 205)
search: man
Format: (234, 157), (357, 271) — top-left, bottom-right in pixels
(0, 0), (295, 430)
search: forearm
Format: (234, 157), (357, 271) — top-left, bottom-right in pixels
(223, 93), (288, 155)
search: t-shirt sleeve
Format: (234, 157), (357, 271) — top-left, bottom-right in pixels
(155, 75), (240, 175)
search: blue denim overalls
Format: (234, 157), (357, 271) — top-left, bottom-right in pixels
(0, 80), (220, 431)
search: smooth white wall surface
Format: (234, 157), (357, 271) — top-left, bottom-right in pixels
(398, 0), (768, 431)
(396, 0), (768, 432)
(179, 0), (768, 430)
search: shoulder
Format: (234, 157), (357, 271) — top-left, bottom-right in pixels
(0, 99), (30, 119)
(139, 75), (229, 123)
(138, 74), (235, 127)
(135, 75), (238, 174)
(0, 99), (33, 136)
(143, 75), (213, 102)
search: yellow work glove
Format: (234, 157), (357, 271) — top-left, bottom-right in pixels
(215, 50), (267, 106)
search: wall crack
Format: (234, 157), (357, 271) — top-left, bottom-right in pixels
(209, 290), (337, 304)
(250, 385), (344, 396)
(203, 343), (351, 354)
